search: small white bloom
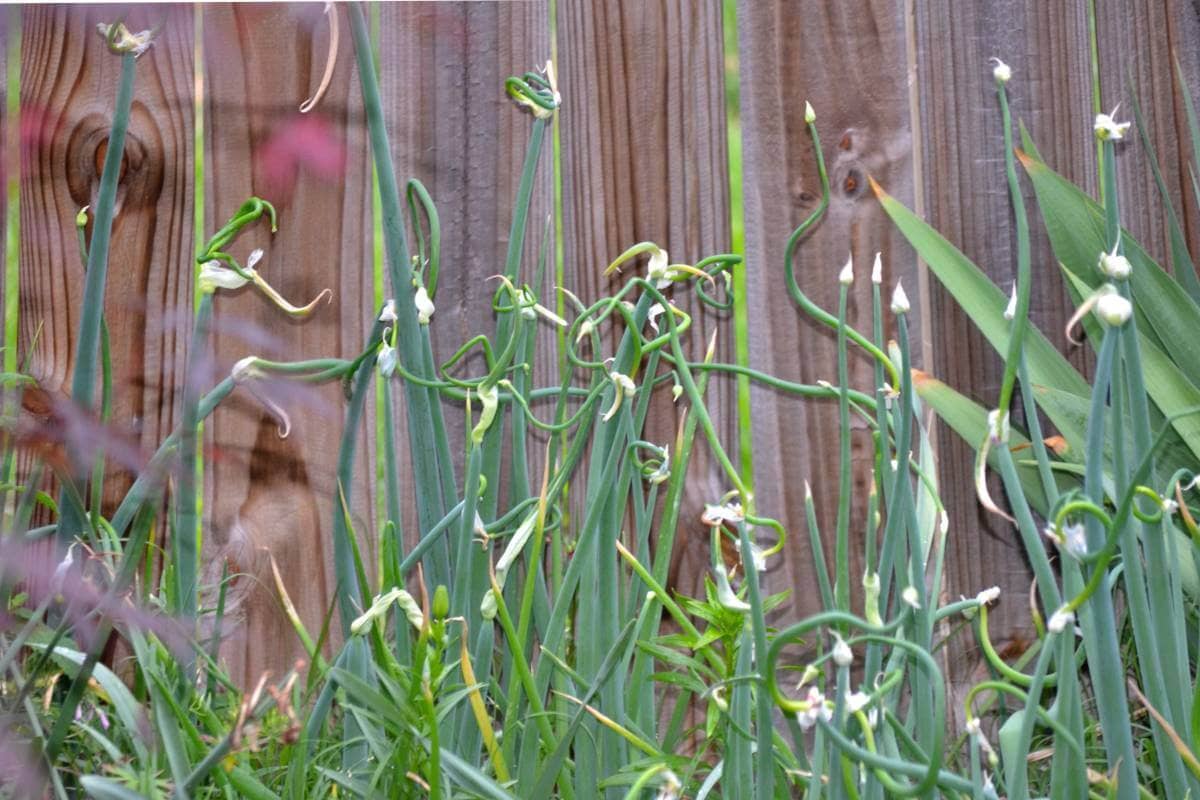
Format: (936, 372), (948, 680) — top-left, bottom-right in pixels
(576, 318), (595, 343)
(414, 285), (435, 325)
(603, 371), (637, 422)
(198, 260), (251, 293)
(647, 246), (672, 288)
(804, 101), (816, 124)
(378, 299), (397, 323)
(1062, 522), (1088, 558)
(846, 690), (871, 715)
(654, 770), (682, 800)
(245, 248), (264, 270)
(798, 687), (832, 730)
(647, 302), (666, 334)
(975, 586), (1001, 606)
(990, 57), (1012, 84)
(901, 585), (921, 609)
(1047, 606), (1075, 634)
(871, 252), (883, 285)
(891, 280), (910, 314)
(1099, 246), (1132, 280)
(378, 339), (397, 377)
(831, 634), (853, 667)
(838, 254), (854, 286)
(1162, 498), (1179, 515)
(1094, 105), (1131, 141)
(517, 288), (539, 320)
(749, 542), (768, 572)
(701, 501), (744, 527)
(1004, 282), (1018, 320)
(1095, 292), (1132, 326)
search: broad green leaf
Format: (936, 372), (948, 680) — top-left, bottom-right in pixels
(913, 370), (1078, 517)
(1020, 149), (1200, 386)
(873, 179), (1091, 420)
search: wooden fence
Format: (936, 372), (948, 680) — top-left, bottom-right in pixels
(4, 2), (1199, 695)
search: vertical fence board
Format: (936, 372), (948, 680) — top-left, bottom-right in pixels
(202, 3), (374, 682)
(380, 1), (551, 546)
(19, 5), (194, 507)
(909, 1), (1098, 707)
(1096, 1), (1200, 269)
(558, 0), (731, 595)
(736, 1), (916, 619)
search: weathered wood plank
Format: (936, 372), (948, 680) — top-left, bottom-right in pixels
(558, 0), (731, 597)
(18, 5), (194, 508)
(908, 1), (1100, 702)
(1095, 1), (1200, 273)
(736, 0), (916, 616)
(379, 1), (551, 545)
(201, 3), (374, 682)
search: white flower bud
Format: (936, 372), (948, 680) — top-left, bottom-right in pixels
(1099, 249), (1132, 280)
(245, 248), (264, 270)
(975, 586), (1001, 606)
(378, 339), (397, 377)
(414, 285), (435, 325)
(1047, 606), (1075, 634)
(831, 634), (853, 667)
(871, 252), (883, 285)
(1004, 282), (1018, 320)
(838, 254), (854, 286)
(804, 101), (816, 124)
(891, 281), (910, 314)
(1095, 292), (1132, 326)
(378, 299), (397, 323)
(647, 246), (671, 288)
(990, 58), (1012, 84)
(902, 585), (921, 609)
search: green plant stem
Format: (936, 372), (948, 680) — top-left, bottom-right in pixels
(57, 52), (136, 544)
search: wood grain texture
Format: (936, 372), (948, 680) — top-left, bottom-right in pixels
(201, 3), (375, 682)
(18, 5), (194, 507)
(736, 0), (917, 617)
(1095, 1), (1200, 272)
(557, 0), (731, 597)
(379, 1), (551, 545)
(909, 1), (1099, 703)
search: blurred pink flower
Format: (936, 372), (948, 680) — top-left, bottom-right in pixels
(255, 114), (346, 201)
